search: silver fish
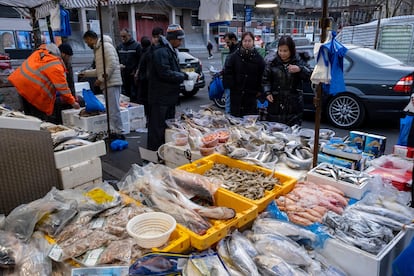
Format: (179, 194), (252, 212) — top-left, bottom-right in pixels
(254, 255), (296, 276)
(253, 218), (317, 242)
(250, 233), (313, 267)
(227, 233), (260, 276)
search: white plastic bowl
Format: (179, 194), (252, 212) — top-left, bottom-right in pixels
(126, 212), (176, 249)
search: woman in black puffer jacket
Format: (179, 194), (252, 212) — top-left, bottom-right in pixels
(262, 35), (311, 126)
(223, 32), (265, 117)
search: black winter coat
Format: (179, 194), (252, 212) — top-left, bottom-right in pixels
(117, 39), (142, 74)
(262, 53), (311, 125)
(223, 47), (265, 117)
(147, 37), (187, 106)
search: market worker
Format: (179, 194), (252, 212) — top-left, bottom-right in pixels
(8, 43), (80, 121)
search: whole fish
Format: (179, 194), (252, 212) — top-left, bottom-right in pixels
(227, 233), (260, 276)
(171, 188), (235, 220)
(380, 199), (414, 220)
(281, 151), (312, 170)
(253, 218), (317, 242)
(169, 169), (216, 205)
(254, 255), (296, 276)
(352, 204), (413, 224)
(231, 230), (258, 258)
(250, 233), (313, 267)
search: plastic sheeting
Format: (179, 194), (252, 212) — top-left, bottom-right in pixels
(199, 0), (233, 22)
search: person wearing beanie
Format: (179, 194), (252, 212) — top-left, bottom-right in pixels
(146, 24), (199, 152)
(58, 43), (75, 95)
(8, 43), (80, 122)
(45, 42), (78, 124)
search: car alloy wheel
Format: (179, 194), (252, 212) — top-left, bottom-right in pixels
(327, 94), (365, 129)
(213, 94), (226, 109)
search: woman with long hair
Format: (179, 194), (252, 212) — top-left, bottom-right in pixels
(223, 31), (265, 117)
(262, 35), (311, 126)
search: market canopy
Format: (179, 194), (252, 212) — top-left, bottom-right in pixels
(0, 0), (152, 18)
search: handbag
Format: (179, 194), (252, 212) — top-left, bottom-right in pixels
(82, 88), (105, 112)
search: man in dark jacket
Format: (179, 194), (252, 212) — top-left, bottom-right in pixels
(146, 24), (198, 151)
(117, 28), (142, 102)
(136, 27), (164, 124)
(222, 32), (239, 113)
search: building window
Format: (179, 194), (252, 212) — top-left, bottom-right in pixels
(191, 10), (201, 26)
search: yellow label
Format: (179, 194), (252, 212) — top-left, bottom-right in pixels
(84, 188), (114, 204)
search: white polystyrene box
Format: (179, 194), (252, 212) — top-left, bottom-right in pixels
(130, 118), (146, 131)
(73, 177), (103, 191)
(306, 162), (372, 200)
(74, 82), (91, 97)
(318, 229), (414, 276)
(71, 109), (129, 132)
(128, 103), (145, 121)
(0, 115), (42, 130)
(159, 142), (202, 168)
(54, 140), (106, 169)
(58, 157), (102, 189)
(61, 109), (80, 127)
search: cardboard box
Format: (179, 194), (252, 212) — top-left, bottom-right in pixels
(321, 143), (362, 161)
(393, 145), (414, 158)
(317, 152), (357, 170)
(349, 130), (368, 150)
(54, 140), (106, 169)
(364, 133), (386, 157)
(57, 157), (103, 189)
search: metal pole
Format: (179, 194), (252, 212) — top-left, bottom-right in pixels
(312, 0), (329, 168)
(374, 5), (382, 50)
(243, 0), (246, 33)
(97, 0), (112, 138)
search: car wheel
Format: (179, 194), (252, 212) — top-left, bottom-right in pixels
(181, 88), (199, 97)
(213, 94), (226, 109)
(326, 94), (365, 129)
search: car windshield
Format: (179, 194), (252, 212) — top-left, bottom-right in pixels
(351, 47), (403, 66)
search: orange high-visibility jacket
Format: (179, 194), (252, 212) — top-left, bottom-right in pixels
(8, 44), (75, 115)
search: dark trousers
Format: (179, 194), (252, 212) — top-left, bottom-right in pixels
(147, 104), (175, 151)
(121, 71), (137, 103)
(21, 96), (48, 121)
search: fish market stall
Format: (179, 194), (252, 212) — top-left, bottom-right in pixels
(2, 106), (414, 275)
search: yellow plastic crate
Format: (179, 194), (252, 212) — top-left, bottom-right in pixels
(178, 153), (297, 212)
(177, 188), (258, 251)
(121, 193), (191, 253)
(152, 227), (191, 253)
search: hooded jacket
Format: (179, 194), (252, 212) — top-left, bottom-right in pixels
(8, 44), (75, 115)
(82, 35), (122, 89)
